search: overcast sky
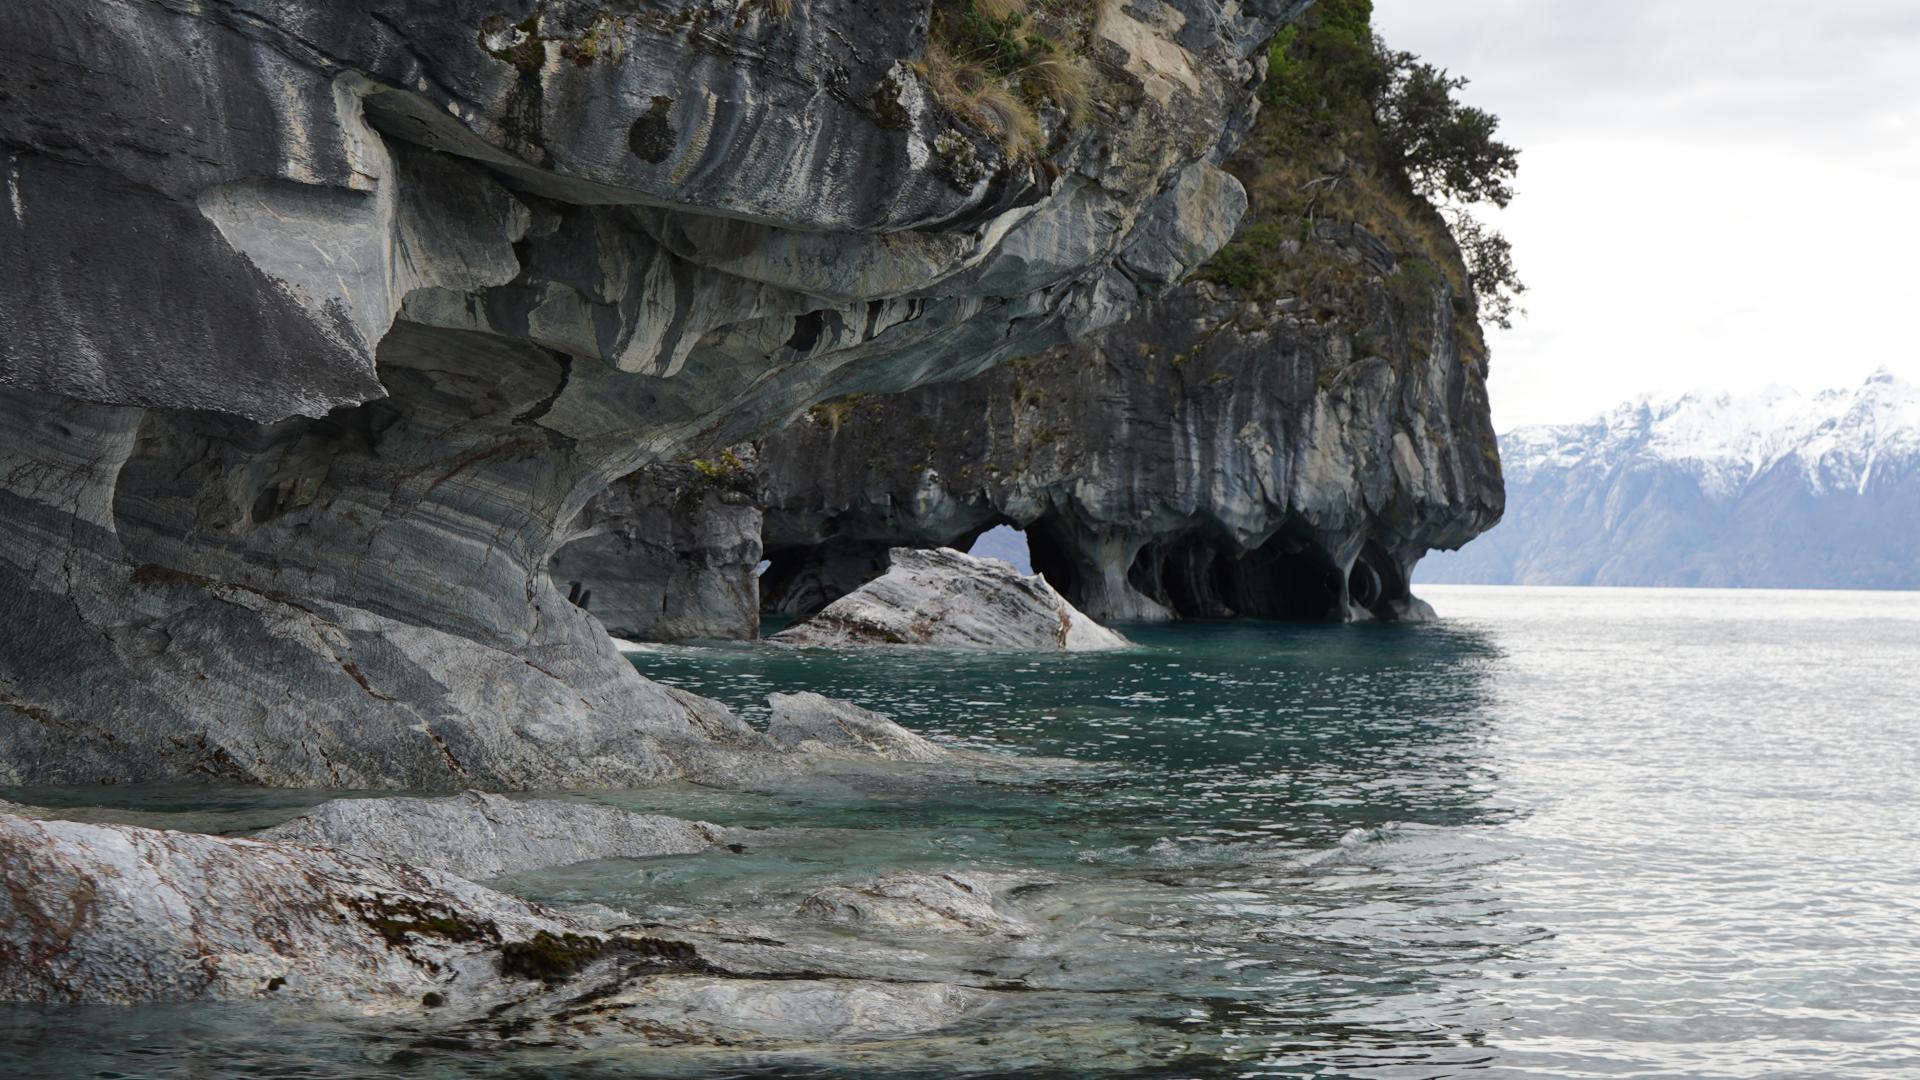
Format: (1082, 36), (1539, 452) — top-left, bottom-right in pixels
(1371, 0), (1920, 429)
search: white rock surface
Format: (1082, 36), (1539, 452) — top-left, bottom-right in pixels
(0, 812), (573, 1007)
(765, 693), (949, 763)
(771, 548), (1130, 651)
(0, 812), (990, 1046)
(257, 791), (732, 880)
(798, 872), (1028, 933)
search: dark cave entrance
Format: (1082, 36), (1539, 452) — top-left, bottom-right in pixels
(1347, 540), (1409, 620)
(1124, 528), (1346, 621)
(757, 542), (893, 619)
(1024, 526), (1085, 608)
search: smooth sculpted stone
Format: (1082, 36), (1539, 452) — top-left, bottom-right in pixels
(257, 791), (732, 880)
(766, 693), (948, 764)
(0, 814), (989, 1046)
(0, 812), (579, 1007)
(798, 872), (1029, 934)
(772, 548), (1130, 652)
(750, 8), (1508, 626)
(0, 1), (1314, 786)
(548, 457), (764, 642)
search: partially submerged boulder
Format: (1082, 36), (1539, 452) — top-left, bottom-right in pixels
(0, 813), (989, 1046)
(798, 872), (1029, 934)
(766, 693), (949, 764)
(257, 790), (733, 881)
(771, 548), (1130, 651)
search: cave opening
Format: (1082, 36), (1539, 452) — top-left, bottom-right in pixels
(757, 542), (893, 619)
(1023, 527), (1083, 608)
(965, 523), (1034, 575)
(1348, 558), (1383, 611)
(1349, 540), (1410, 619)
(1225, 532), (1345, 620)
(1127, 535), (1238, 619)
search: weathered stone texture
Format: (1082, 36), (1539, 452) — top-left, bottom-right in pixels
(771, 547), (1131, 650)
(0, 0), (1311, 784)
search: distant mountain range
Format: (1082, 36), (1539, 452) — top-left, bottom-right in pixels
(1419, 370), (1920, 589)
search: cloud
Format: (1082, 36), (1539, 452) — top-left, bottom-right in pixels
(1372, 0), (1920, 428)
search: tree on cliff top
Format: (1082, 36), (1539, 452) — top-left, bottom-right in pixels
(1212, 0), (1526, 330)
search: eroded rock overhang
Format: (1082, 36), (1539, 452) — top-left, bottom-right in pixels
(0, 0), (1312, 787)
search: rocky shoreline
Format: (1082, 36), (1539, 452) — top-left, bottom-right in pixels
(1, 0), (1503, 1066)
(0, 695), (1061, 1050)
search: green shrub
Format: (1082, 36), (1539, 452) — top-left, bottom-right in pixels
(1198, 0), (1525, 327)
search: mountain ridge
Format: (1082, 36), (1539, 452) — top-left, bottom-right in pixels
(1422, 371), (1920, 589)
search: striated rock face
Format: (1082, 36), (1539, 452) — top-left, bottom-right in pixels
(0, 813), (989, 1044)
(772, 547), (1131, 650)
(548, 457), (765, 642)
(257, 790), (732, 880)
(755, 150), (1503, 622)
(0, 1), (1312, 785)
(756, 238), (1503, 623)
(560, 9), (1508, 633)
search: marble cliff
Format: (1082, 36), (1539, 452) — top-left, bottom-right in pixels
(0, 0), (1314, 788)
(564, 5), (1506, 635)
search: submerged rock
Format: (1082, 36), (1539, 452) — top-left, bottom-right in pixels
(772, 548), (1130, 651)
(766, 693), (949, 764)
(798, 872), (1029, 934)
(257, 790), (732, 880)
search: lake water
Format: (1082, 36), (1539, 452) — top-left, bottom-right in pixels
(4, 586), (1917, 1077)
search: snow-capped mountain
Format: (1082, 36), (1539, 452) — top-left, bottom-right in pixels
(1420, 370), (1920, 588)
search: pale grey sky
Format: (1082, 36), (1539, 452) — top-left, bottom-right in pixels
(1372, 0), (1920, 429)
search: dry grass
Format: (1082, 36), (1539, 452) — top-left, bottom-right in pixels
(922, 0), (1105, 154)
(925, 42), (1043, 153)
(969, 84), (1043, 150)
(1019, 53), (1090, 118)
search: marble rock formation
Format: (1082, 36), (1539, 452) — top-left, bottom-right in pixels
(765, 692), (950, 763)
(0, 812), (987, 1045)
(798, 871), (1030, 934)
(559, 9), (1506, 635)
(548, 456), (765, 642)
(257, 790), (733, 880)
(757, 227), (1503, 626)
(0, 0), (1312, 786)
(771, 547), (1131, 650)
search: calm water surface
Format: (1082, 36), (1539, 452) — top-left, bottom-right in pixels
(3, 586), (1917, 1078)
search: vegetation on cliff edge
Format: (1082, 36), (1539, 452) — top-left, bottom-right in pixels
(922, 0), (1107, 155)
(1199, 0), (1525, 331)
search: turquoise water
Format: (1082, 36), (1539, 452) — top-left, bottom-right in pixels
(4, 586), (1918, 1077)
